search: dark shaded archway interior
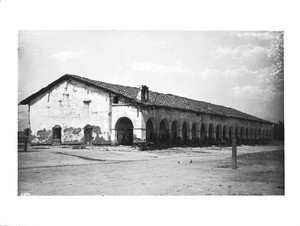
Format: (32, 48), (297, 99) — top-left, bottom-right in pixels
(116, 117), (134, 145)
(159, 119), (169, 142)
(146, 119), (155, 142)
(222, 126), (227, 140)
(52, 125), (61, 144)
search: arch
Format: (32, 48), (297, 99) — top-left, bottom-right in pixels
(171, 120), (180, 144)
(216, 124), (222, 141)
(146, 118), (156, 142)
(258, 128), (261, 139)
(159, 118), (169, 142)
(52, 125), (62, 144)
(200, 123), (207, 142)
(84, 124), (93, 145)
(115, 117), (134, 145)
(191, 122), (198, 140)
(222, 125), (228, 140)
(182, 121), (190, 144)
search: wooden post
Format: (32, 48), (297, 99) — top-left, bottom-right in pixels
(231, 137), (237, 169)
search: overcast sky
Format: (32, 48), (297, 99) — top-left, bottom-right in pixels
(18, 30), (284, 125)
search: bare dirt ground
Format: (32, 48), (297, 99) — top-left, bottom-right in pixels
(18, 144), (284, 195)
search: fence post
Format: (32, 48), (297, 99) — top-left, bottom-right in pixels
(231, 137), (237, 169)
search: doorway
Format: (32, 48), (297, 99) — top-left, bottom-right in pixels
(84, 124), (93, 145)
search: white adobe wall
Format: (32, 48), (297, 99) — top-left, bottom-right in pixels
(29, 79), (111, 144)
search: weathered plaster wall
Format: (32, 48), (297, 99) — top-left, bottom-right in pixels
(29, 79), (111, 144)
(28, 79), (273, 145)
(111, 104), (143, 143)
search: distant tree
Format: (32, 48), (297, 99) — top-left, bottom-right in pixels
(273, 121), (284, 141)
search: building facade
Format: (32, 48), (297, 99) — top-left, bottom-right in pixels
(19, 74), (274, 146)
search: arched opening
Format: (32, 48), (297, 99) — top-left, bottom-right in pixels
(159, 119), (169, 143)
(146, 118), (156, 142)
(200, 123), (207, 142)
(52, 125), (62, 145)
(222, 125), (227, 140)
(254, 128), (257, 140)
(182, 122), (189, 144)
(191, 123), (197, 141)
(171, 121), (179, 144)
(258, 129), (261, 139)
(216, 124), (221, 141)
(115, 117), (134, 145)
(84, 124), (93, 145)
(208, 123), (214, 143)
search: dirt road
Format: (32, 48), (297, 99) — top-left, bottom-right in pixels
(18, 144), (284, 195)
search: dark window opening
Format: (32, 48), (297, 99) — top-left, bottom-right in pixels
(52, 125), (62, 145)
(83, 100), (91, 105)
(113, 96), (119, 104)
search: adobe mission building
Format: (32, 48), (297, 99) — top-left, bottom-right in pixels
(19, 74), (273, 146)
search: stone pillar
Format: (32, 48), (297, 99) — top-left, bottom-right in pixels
(235, 129), (239, 139)
(212, 128), (216, 139)
(196, 128), (201, 140)
(111, 129), (116, 144)
(230, 129), (234, 139)
(270, 130), (273, 141)
(219, 127), (223, 140)
(225, 129), (229, 139)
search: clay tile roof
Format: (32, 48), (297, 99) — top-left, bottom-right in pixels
(19, 74), (272, 124)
